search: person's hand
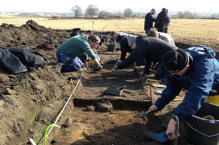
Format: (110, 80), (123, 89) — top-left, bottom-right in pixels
(97, 65), (103, 70)
(166, 118), (177, 140)
(148, 105), (158, 112)
(112, 65), (119, 72)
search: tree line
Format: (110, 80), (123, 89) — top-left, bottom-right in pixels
(71, 4), (219, 19)
(71, 4), (133, 18)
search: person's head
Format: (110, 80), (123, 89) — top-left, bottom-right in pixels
(116, 35), (122, 43)
(162, 49), (190, 75)
(111, 31), (117, 38)
(151, 8), (156, 15)
(127, 34), (137, 49)
(102, 36), (108, 42)
(147, 28), (159, 38)
(88, 35), (100, 49)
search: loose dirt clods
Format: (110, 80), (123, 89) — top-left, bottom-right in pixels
(0, 20), (217, 145)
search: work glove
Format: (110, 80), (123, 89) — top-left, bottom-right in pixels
(112, 65), (119, 72)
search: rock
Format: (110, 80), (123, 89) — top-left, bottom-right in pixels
(62, 117), (72, 128)
(0, 100), (5, 107)
(96, 102), (113, 112)
(0, 74), (9, 83)
(82, 105), (96, 111)
(5, 88), (18, 95)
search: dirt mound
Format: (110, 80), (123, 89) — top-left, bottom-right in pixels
(0, 20), (70, 61)
(0, 20), (217, 145)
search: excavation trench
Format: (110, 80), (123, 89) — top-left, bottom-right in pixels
(0, 21), (192, 145)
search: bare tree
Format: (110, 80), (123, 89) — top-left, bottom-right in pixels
(85, 4), (99, 18)
(123, 8), (132, 18)
(114, 11), (123, 18)
(176, 11), (200, 19)
(98, 11), (110, 19)
(184, 11), (193, 19)
(71, 5), (82, 18)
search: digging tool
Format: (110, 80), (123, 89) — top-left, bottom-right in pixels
(134, 110), (150, 118)
(117, 86), (132, 94)
(104, 86), (132, 96)
(55, 58), (69, 72)
(144, 131), (180, 143)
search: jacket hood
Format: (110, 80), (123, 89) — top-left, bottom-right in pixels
(136, 35), (145, 46)
(79, 34), (88, 42)
(186, 45), (216, 59)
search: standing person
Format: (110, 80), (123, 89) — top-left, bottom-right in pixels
(112, 35), (178, 77)
(144, 8), (156, 34)
(56, 34), (103, 72)
(148, 45), (219, 140)
(155, 8), (171, 33)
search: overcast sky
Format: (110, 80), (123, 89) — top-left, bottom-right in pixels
(0, 0), (218, 14)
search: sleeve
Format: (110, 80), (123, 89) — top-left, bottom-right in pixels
(148, 14), (156, 22)
(120, 38), (130, 61)
(155, 72), (182, 110)
(173, 59), (214, 122)
(117, 46), (144, 69)
(81, 42), (96, 60)
(167, 16), (171, 25)
(143, 61), (152, 75)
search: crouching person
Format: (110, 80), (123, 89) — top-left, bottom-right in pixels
(149, 45), (219, 140)
(56, 34), (103, 72)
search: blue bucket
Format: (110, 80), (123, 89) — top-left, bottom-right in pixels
(184, 103), (219, 145)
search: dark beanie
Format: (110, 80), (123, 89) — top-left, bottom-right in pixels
(162, 48), (188, 73)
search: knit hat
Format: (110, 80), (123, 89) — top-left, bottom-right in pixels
(162, 49), (188, 73)
(127, 34), (137, 46)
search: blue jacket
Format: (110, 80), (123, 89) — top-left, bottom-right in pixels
(155, 45), (219, 123)
(144, 12), (156, 31)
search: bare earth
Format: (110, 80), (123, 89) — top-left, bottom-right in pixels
(0, 20), (218, 145)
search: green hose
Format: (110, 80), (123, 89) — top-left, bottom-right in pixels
(43, 124), (60, 145)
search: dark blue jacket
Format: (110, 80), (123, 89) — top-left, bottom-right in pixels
(155, 45), (219, 123)
(120, 37), (132, 61)
(144, 12), (156, 31)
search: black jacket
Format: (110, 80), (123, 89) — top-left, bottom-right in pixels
(120, 37), (132, 61)
(155, 11), (169, 32)
(0, 48), (49, 74)
(117, 36), (178, 74)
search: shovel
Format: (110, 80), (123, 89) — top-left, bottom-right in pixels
(55, 58), (69, 72)
(144, 131), (180, 143)
(134, 110), (150, 118)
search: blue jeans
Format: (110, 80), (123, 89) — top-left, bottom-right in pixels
(56, 52), (82, 71)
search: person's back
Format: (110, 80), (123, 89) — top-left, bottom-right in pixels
(155, 8), (169, 33)
(147, 28), (175, 46)
(117, 36), (178, 74)
(158, 32), (175, 46)
(57, 34), (90, 58)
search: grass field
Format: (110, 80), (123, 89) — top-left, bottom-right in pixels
(0, 16), (219, 49)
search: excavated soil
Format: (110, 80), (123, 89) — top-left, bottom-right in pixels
(0, 20), (218, 145)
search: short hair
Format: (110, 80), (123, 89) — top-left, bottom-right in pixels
(147, 28), (159, 37)
(88, 35), (100, 44)
(111, 31), (116, 36)
(151, 8), (156, 13)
